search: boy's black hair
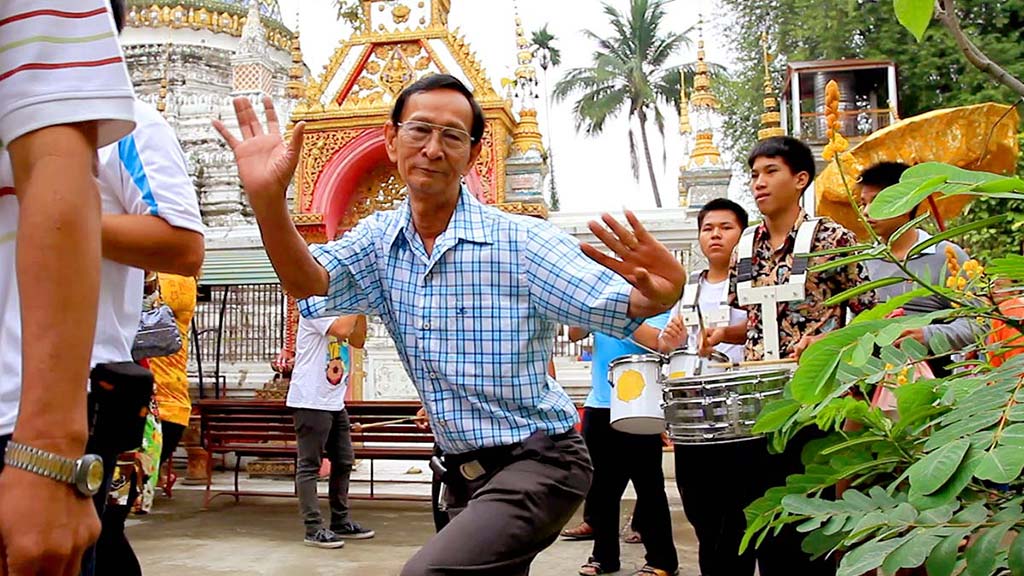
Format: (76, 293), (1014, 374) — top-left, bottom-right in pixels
(746, 136), (816, 193)
(697, 198), (749, 230)
(860, 162), (914, 216)
(109, 0), (125, 34)
(390, 74), (484, 144)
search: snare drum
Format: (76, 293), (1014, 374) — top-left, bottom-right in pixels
(608, 354), (665, 435)
(665, 349), (731, 380)
(662, 364), (795, 444)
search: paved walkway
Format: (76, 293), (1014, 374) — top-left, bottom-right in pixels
(128, 463), (702, 575)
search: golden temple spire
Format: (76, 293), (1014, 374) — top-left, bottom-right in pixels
(286, 6), (305, 100)
(509, 2), (544, 156)
(678, 74), (691, 135)
(156, 42), (171, 114)
(757, 31), (784, 140)
(687, 17), (722, 168)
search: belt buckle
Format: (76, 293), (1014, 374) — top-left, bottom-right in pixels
(459, 460), (486, 481)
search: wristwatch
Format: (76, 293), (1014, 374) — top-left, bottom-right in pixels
(2, 441), (104, 497)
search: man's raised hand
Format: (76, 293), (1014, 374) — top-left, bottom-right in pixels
(212, 96), (304, 214)
(581, 211), (685, 317)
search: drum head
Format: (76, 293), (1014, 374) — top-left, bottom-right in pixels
(610, 416), (665, 435)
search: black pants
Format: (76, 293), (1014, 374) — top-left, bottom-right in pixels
(430, 444), (449, 533)
(674, 430), (836, 576)
(160, 421), (186, 466)
(584, 407), (677, 573)
(402, 430), (591, 576)
(95, 479), (141, 576)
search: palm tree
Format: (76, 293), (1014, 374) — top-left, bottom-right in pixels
(530, 24), (562, 211)
(554, 0), (691, 208)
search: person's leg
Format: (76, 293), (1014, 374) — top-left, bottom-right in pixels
(587, 409), (630, 573)
(159, 421), (186, 466)
(675, 442), (759, 576)
(628, 433), (677, 574)
(327, 409), (372, 538)
(756, 429), (836, 576)
(402, 432), (591, 576)
(562, 407), (598, 540)
(94, 474), (142, 576)
(292, 408), (335, 540)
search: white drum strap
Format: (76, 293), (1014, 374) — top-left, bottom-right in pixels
(734, 218), (821, 361)
(679, 271), (729, 329)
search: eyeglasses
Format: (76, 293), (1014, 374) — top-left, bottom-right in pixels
(396, 120), (475, 151)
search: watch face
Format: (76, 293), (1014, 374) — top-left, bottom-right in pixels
(85, 457), (104, 493)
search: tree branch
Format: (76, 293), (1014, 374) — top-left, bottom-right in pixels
(935, 0), (1024, 99)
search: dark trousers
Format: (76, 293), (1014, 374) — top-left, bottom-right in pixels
(584, 407), (677, 573)
(430, 444), (450, 533)
(674, 430), (836, 576)
(95, 481), (141, 576)
(402, 430), (592, 576)
(160, 421), (186, 466)
(293, 407), (354, 534)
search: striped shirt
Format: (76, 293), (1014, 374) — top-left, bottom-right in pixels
(300, 188), (640, 454)
(0, 1), (134, 146)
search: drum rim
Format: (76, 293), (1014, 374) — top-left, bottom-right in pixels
(662, 366), (794, 385)
(666, 349), (731, 364)
(608, 353), (663, 368)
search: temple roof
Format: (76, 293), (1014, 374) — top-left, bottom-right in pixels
(125, 0), (292, 50)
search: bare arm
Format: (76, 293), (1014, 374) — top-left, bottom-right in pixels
(632, 323), (663, 352)
(568, 326), (591, 342)
(102, 215), (204, 276)
(214, 97), (328, 299)
(326, 315), (368, 349)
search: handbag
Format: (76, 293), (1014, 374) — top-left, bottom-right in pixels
(131, 275), (182, 361)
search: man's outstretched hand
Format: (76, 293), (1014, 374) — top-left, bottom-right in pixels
(581, 211), (685, 318)
(212, 96), (305, 214)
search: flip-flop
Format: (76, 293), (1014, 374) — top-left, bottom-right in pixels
(634, 566), (676, 576)
(579, 560), (619, 575)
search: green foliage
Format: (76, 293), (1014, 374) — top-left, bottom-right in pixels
(553, 0), (692, 208)
(718, 0), (1024, 160)
(332, 0), (365, 32)
(893, 0), (934, 42)
(743, 163), (1024, 574)
(530, 25), (561, 69)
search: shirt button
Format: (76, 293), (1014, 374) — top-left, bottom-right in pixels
(423, 321), (431, 330)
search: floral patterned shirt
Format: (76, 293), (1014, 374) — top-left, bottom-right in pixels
(730, 211), (877, 361)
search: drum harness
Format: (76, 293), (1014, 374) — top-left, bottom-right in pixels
(735, 217), (821, 361)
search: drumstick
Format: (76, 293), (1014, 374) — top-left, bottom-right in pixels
(351, 416), (427, 431)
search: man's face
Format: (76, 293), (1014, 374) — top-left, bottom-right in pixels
(384, 88), (481, 198)
(749, 156), (807, 219)
(699, 210), (743, 265)
(860, 183), (910, 240)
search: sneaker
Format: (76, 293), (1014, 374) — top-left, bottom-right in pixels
(332, 520), (375, 540)
(303, 528), (345, 549)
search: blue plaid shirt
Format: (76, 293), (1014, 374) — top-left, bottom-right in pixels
(300, 187), (641, 454)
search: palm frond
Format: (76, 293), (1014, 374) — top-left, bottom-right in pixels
(628, 127), (640, 182)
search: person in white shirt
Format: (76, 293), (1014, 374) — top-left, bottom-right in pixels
(0, 3), (204, 573)
(0, 1), (136, 571)
(658, 198), (755, 576)
(288, 312), (375, 548)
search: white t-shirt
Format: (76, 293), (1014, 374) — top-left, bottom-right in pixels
(670, 276), (746, 365)
(0, 1), (135, 147)
(287, 316), (352, 412)
(0, 100), (205, 437)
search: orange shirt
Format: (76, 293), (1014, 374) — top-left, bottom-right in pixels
(989, 297), (1024, 368)
(150, 274), (197, 426)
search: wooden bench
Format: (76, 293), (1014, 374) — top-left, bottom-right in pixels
(196, 399), (434, 508)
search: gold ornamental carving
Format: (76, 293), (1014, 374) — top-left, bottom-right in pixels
(125, 3), (292, 51)
(495, 202), (548, 219)
(297, 129), (363, 212)
(340, 164), (408, 231)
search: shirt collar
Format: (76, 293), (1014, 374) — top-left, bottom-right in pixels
(384, 184), (494, 250)
(754, 208), (808, 253)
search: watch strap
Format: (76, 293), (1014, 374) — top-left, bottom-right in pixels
(3, 440), (77, 484)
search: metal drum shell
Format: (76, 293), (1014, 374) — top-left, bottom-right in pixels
(662, 367), (793, 444)
(608, 354), (666, 435)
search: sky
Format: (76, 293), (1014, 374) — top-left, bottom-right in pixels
(276, 0), (744, 213)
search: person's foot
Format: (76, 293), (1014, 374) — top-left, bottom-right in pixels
(303, 528), (345, 549)
(331, 520), (375, 539)
(622, 528), (642, 544)
(579, 558), (619, 575)
(634, 566), (676, 576)
(561, 521), (595, 540)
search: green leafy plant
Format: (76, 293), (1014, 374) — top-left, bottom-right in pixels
(742, 160), (1024, 574)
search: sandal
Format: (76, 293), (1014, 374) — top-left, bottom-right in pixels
(634, 566), (676, 576)
(579, 560), (619, 575)
(622, 530), (642, 544)
(562, 521), (595, 540)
